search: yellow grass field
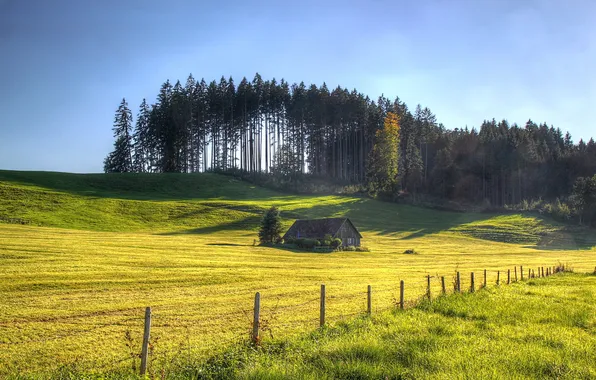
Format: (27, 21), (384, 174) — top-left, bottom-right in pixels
(0, 171), (594, 377)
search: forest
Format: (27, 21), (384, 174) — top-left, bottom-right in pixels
(103, 73), (596, 226)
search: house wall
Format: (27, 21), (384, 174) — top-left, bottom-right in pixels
(335, 222), (361, 247)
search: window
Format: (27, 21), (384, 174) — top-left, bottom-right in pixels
(347, 237), (353, 245)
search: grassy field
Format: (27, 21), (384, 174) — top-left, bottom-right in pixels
(0, 170), (595, 378)
(195, 273), (596, 379)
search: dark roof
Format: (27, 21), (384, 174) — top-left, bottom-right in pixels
(283, 218), (362, 239)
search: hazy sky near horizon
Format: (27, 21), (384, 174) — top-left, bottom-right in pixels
(1, 0), (594, 173)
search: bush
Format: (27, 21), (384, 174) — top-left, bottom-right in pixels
(331, 238), (342, 249)
(296, 238), (319, 249)
(319, 239), (332, 247)
(552, 199), (571, 221)
(403, 249), (418, 254)
(344, 245), (356, 251)
(284, 237), (295, 245)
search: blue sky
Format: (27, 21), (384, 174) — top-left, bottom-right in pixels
(1, 0), (594, 173)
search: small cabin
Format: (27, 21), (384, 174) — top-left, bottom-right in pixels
(283, 218), (362, 247)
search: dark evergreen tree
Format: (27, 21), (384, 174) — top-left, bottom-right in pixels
(104, 98), (134, 173)
(132, 99), (151, 172)
(571, 175), (596, 226)
(258, 206), (283, 244)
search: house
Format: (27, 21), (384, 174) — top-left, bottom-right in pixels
(283, 218), (362, 247)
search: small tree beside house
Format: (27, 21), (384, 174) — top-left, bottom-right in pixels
(259, 206), (283, 244)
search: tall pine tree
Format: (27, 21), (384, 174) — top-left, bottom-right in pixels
(104, 98), (134, 173)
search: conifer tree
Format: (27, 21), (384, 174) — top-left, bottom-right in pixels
(132, 99), (151, 172)
(104, 98), (134, 173)
(258, 206), (283, 244)
(571, 175), (596, 226)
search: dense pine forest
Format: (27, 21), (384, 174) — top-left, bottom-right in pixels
(104, 73), (596, 226)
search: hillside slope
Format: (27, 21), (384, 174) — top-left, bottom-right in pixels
(1, 170), (593, 249)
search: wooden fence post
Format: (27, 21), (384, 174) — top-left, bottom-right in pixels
(507, 269), (510, 285)
(320, 285), (326, 327)
(528, 268), (531, 279)
(520, 265), (524, 280)
(456, 272), (461, 293)
(514, 266), (518, 282)
(367, 285), (372, 315)
(441, 276), (446, 295)
(140, 307), (151, 376)
(427, 275), (431, 300)
(399, 280), (405, 310)
(497, 270), (500, 285)
(470, 272), (475, 293)
(252, 292), (261, 343)
(532, 269), (535, 278)
(483, 269), (487, 288)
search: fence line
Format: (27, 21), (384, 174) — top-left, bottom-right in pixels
(2, 263), (577, 375)
(135, 262), (573, 376)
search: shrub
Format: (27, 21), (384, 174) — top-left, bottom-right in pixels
(331, 238), (342, 249)
(297, 238), (319, 249)
(344, 245), (356, 251)
(319, 239), (332, 247)
(403, 249), (418, 254)
(284, 237), (295, 245)
(552, 198), (571, 221)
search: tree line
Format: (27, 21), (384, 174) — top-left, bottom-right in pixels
(104, 73), (596, 226)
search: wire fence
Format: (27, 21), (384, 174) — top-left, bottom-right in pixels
(0, 263), (578, 376)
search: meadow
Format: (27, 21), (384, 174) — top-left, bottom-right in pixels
(0, 170), (595, 378)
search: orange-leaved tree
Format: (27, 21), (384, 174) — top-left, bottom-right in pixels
(366, 112), (400, 194)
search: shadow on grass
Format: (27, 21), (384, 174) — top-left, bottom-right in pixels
(0, 170), (289, 202)
(525, 228), (596, 251)
(205, 243), (248, 247)
(263, 244), (336, 255)
(159, 215), (262, 235)
(289, 197), (487, 239)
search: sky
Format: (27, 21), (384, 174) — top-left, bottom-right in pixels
(0, 0), (594, 173)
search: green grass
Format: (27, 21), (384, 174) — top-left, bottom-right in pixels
(194, 273), (596, 380)
(0, 170), (595, 378)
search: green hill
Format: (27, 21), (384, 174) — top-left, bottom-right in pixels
(1, 170), (593, 248)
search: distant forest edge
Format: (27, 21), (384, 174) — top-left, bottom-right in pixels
(103, 73), (596, 227)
